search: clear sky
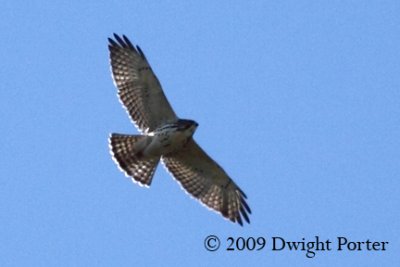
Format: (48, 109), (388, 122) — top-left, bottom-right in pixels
(1, 1), (399, 266)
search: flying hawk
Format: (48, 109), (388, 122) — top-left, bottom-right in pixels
(108, 34), (251, 225)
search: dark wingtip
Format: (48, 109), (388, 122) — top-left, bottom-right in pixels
(240, 206), (250, 224)
(108, 37), (118, 47)
(236, 216), (243, 226)
(109, 33), (140, 55)
(241, 197), (252, 214)
(113, 34), (125, 47)
(122, 35), (135, 49)
(136, 45), (147, 60)
(238, 188), (248, 199)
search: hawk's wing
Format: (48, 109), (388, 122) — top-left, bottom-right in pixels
(108, 34), (178, 132)
(162, 140), (251, 225)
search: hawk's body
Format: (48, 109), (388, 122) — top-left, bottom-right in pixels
(108, 34), (251, 225)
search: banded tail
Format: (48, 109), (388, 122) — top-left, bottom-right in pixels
(109, 133), (159, 186)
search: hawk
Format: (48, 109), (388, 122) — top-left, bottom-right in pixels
(108, 34), (251, 225)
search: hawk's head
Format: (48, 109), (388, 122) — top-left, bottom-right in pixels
(177, 119), (198, 131)
(177, 119), (198, 138)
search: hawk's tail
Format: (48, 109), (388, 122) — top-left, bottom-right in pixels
(109, 133), (159, 186)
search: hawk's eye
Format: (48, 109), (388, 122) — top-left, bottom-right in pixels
(178, 124), (190, 131)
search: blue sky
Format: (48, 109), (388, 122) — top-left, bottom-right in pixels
(1, 1), (399, 266)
